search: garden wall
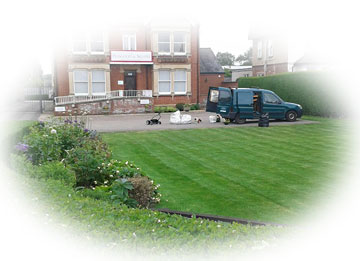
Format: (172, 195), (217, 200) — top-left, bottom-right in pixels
(54, 98), (153, 116)
(237, 71), (343, 117)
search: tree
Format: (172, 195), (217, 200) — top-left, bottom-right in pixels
(216, 52), (235, 66)
(236, 48), (252, 66)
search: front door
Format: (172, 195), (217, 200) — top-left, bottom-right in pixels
(124, 71), (136, 91)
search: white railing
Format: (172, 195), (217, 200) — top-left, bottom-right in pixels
(55, 90), (153, 105)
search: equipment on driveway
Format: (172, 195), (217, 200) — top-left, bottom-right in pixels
(146, 112), (161, 125)
(170, 110), (192, 124)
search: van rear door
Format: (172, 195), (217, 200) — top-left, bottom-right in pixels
(206, 87), (219, 113)
(217, 87), (232, 116)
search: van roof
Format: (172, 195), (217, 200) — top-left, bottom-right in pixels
(228, 87), (269, 92)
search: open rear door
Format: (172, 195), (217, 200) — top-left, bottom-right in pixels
(206, 87), (219, 113)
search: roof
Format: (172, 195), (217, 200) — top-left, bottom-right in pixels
(293, 53), (329, 66)
(200, 48), (225, 74)
(222, 65), (252, 71)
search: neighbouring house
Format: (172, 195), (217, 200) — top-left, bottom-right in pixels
(53, 19), (200, 115)
(292, 53), (330, 72)
(248, 26), (303, 77)
(199, 48), (237, 105)
(222, 65), (253, 81)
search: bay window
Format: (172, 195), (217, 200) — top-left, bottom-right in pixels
(174, 70), (186, 94)
(91, 70), (106, 95)
(158, 70), (171, 94)
(73, 70), (89, 95)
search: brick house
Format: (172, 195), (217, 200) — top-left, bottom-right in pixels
(249, 27), (293, 77)
(53, 19), (200, 114)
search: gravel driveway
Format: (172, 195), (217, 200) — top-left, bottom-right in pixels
(69, 111), (317, 133)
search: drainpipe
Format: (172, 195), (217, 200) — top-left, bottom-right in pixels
(196, 24), (200, 104)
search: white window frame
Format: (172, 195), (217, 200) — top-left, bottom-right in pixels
(91, 70), (106, 95)
(73, 70), (89, 96)
(158, 32), (171, 55)
(90, 32), (104, 54)
(174, 70), (187, 94)
(72, 35), (87, 54)
(123, 34), (137, 51)
(158, 70), (171, 95)
(257, 41), (263, 59)
(173, 32), (186, 56)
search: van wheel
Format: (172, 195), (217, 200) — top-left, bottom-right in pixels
(286, 111), (297, 122)
(234, 114), (246, 124)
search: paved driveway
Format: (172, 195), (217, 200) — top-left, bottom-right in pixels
(78, 111), (317, 133)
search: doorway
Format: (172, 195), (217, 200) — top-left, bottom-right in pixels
(124, 71), (136, 91)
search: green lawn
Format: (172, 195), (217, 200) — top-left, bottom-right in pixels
(102, 117), (348, 223)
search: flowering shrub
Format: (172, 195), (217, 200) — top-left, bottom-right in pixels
(64, 139), (111, 187)
(15, 118), (161, 209)
(128, 176), (161, 208)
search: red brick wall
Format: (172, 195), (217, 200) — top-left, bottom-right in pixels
(199, 73), (224, 104)
(54, 48), (70, 96)
(110, 65), (150, 91)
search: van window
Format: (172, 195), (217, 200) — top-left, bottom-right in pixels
(209, 89), (219, 103)
(264, 92), (281, 104)
(219, 90), (231, 103)
(237, 91), (253, 105)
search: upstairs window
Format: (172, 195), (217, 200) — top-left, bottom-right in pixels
(174, 32), (186, 54)
(123, 34), (136, 50)
(91, 70), (106, 94)
(158, 70), (171, 94)
(90, 32), (104, 53)
(158, 32), (170, 54)
(174, 70), (186, 94)
(73, 70), (89, 95)
(73, 35), (87, 53)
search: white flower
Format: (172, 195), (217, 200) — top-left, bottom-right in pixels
(110, 175), (114, 178)
(94, 181), (97, 185)
(104, 180), (108, 184)
(102, 163), (105, 166)
(125, 161), (128, 165)
(157, 219), (161, 223)
(217, 224), (221, 228)
(132, 232), (136, 237)
(116, 170), (119, 174)
(51, 129), (57, 134)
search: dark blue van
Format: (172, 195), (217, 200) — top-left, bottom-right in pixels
(206, 87), (303, 123)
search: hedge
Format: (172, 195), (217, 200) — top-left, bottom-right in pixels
(237, 72), (343, 117)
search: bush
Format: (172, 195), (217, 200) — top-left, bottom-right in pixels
(128, 176), (160, 208)
(175, 103), (184, 111)
(64, 139), (111, 187)
(190, 104), (200, 110)
(37, 161), (76, 186)
(154, 106), (177, 113)
(237, 72), (343, 117)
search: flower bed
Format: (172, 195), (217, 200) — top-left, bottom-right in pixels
(14, 117), (160, 208)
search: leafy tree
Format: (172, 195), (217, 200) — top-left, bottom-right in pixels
(216, 52), (235, 66)
(236, 48), (252, 65)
